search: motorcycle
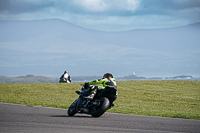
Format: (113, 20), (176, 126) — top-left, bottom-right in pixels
(59, 78), (70, 83)
(68, 84), (110, 117)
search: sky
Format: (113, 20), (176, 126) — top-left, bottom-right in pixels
(0, 0), (200, 31)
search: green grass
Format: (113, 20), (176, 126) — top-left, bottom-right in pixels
(0, 81), (200, 120)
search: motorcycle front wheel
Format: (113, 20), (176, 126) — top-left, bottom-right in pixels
(68, 99), (78, 116)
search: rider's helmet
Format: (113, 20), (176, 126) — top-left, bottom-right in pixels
(103, 73), (113, 78)
(64, 71), (68, 74)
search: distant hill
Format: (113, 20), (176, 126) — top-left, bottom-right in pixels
(0, 19), (199, 77)
(0, 75), (56, 83)
(0, 74), (198, 83)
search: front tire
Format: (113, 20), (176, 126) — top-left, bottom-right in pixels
(68, 99), (78, 116)
(90, 97), (110, 117)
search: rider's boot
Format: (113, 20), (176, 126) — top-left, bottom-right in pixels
(108, 103), (115, 109)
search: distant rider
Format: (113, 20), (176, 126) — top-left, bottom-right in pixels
(60, 71), (71, 83)
(84, 73), (117, 108)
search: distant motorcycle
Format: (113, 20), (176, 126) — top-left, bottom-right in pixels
(59, 78), (71, 83)
(68, 84), (110, 117)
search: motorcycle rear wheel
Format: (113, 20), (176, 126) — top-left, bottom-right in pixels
(90, 97), (110, 117)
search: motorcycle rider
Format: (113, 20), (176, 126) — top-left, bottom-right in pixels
(60, 71), (71, 83)
(84, 73), (117, 108)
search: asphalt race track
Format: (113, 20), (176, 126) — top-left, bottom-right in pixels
(1, 102), (200, 133)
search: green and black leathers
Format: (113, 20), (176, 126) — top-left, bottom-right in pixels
(88, 78), (117, 105)
(88, 78), (117, 91)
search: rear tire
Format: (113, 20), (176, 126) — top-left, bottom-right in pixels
(68, 99), (78, 116)
(91, 97), (110, 117)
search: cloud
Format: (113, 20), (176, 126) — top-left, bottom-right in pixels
(127, 0), (141, 12)
(72, 0), (108, 12)
(0, 0), (200, 31)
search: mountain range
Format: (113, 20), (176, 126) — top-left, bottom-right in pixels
(0, 19), (199, 77)
(0, 74), (197, 83)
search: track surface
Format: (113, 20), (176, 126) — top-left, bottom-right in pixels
(1, 103), (200, 133)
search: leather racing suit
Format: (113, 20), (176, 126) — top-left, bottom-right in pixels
(88, 77), (117, 105)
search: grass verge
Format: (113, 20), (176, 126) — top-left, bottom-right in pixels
(0, 81), (199, 120)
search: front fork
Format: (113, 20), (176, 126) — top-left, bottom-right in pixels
(76, 98), (90, 112)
